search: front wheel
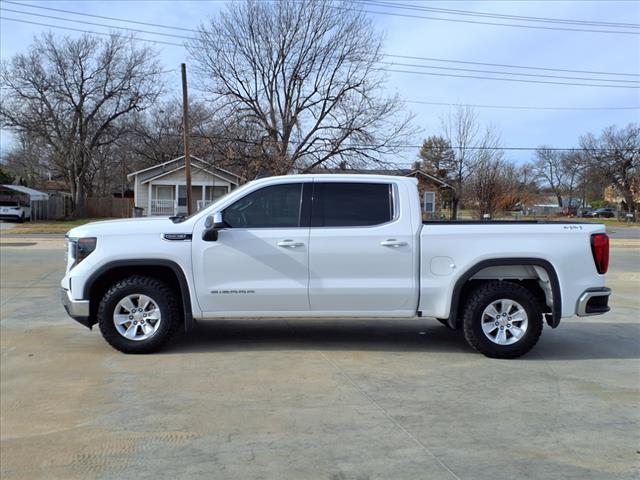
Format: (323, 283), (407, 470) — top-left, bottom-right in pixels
(97, 275), (180, 354)
(462, 281), (543, 359)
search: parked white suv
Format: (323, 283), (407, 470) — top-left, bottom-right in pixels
(62, 174), (611, 358)
(0, 200), (31, 222)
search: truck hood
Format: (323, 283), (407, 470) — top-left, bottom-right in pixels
(67, 216), (193, 238)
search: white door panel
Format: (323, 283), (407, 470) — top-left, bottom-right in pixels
(191, 180), (311, 314)
(309, 225), (415, 311)
(193, 228), (310, 313)
(308, 181), (417, 313)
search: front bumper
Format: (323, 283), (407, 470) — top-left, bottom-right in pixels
(576, 287), (611, 316)
(61, 288), (92, 328)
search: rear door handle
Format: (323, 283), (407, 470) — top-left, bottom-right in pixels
(380, 239), (408, 247)
(277, 240), (304, 248)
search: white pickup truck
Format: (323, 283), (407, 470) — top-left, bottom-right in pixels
(62, 174), (611, 358)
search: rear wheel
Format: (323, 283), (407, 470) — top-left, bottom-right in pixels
(462, 281), (543, 359)
(97, 275), (180, 354)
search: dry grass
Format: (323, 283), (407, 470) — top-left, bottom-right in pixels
(2, 218), (113, 234)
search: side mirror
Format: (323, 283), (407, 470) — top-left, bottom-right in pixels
(203, 212), (226, 242)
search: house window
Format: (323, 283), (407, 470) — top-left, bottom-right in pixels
(424, 191), (436, 213)
(155, 185), (173, 200)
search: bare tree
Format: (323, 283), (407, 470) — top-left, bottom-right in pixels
(533, 147), (567, 207)
(466, 156), (513, 219)
(0, 133), (52, 188)
(440, 106), (503, 219)
(561, 151), (588, 209)
(188, 0), (413, 176)
(580, 123), (639, 214)
(1, 33), (163, 215)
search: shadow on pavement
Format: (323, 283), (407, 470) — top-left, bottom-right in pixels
(164, 319), (639, 361)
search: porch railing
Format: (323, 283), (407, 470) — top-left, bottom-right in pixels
(150, 199), (176, 216)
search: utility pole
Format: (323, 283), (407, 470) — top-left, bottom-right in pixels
(181, 63), (193, 215)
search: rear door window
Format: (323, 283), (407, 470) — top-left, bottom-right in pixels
(311, 182), (393, 227)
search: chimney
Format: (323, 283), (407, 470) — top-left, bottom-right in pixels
(411, 160), (422, 171)
(339, 161), (347, 170)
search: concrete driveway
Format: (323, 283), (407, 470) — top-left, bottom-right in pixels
(1, 237), (639, 480)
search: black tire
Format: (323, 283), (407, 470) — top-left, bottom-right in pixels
(97, 275), (181, 354)
(18, 213), (25, 223)
(462, 281), (543, 359)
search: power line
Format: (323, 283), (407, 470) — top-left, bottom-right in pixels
(379, 61), (639, 84)
(0, 16), (185, 47)
(4, 2), (638, 78)
(383, 54), (639, 78)
(4, 0), (200, 33)
(155, 132), (640, 152)
(403, 101), (640, 111)
(0, 7), (194, 40)
(1, 17), (636, 89)
(385, 68), (640, 89)
(360, 0), (640, 29)
(4, 14), (638, 88)
(344, 4), (640, 35)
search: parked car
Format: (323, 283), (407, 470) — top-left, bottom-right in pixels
(0, 200), (31, 222)
(61, 174), (611, 359)
(590, 207), (616, 218)
(563, 206), (578, 216)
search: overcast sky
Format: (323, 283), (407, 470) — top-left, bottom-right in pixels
(1, 0), (639, 165)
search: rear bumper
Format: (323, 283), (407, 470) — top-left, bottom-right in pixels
(576, 287), (611, 316)
(61, 288), (92, 328)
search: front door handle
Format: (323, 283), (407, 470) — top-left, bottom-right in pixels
(277, 240), (304, 248)
(380, 239), (408, 247)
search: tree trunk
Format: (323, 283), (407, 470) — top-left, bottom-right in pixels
(556, 194), (563, 208)
(451, 195), (459, 220)
(622, 189), (636, 214)
(74, 180), (87, 218)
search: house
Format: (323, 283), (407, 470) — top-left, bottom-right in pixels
(604, 181), (639, 212)
(312, 162), (454, 219)
(128, 156), (242, 216)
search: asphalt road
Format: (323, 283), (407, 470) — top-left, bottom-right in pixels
(607, 226), (640, 239)
(1, 238), (639, 480)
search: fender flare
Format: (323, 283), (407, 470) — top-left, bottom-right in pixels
(447, 258), (562, 329)
(83, 259), (194, 332)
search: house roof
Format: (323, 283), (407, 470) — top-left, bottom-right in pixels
(140, 162), (238, 185)
(128, 156), (242, 184)
(1, 184), (49, 200)
(309, 167), (454, 189)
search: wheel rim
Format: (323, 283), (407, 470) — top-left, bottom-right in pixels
(113, 294), (162, 341)
(480, 298), (528, 346)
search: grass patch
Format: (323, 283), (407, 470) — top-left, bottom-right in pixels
(2, 218), (114, 234)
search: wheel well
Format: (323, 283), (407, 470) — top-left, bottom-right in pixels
(87, 264), (190, 330)
(458, 279), (548, 318)
(448, 259), (561, 329)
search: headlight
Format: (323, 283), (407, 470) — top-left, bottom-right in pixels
(68, 237), (97, 268)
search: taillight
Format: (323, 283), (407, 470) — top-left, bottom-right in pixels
(591, 233), (609, 274)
